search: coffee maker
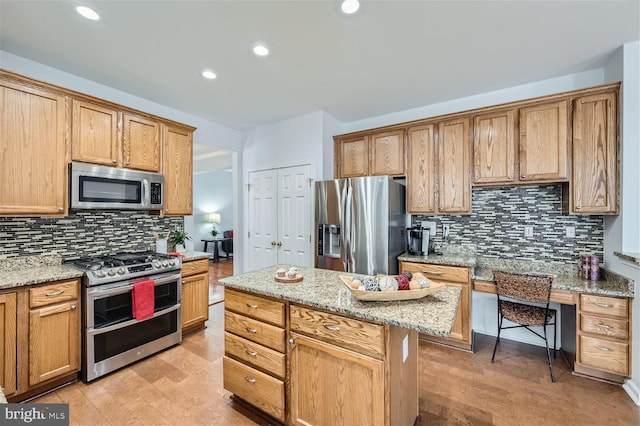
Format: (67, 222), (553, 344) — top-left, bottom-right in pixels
(407, 226), (429, 256)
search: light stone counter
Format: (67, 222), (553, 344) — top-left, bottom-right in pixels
(220, 265), (461, 337)
(0, 254), (84, 290)
(179, 251), (212, 262)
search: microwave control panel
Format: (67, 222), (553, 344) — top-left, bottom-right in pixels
(150, 183), (162, 205)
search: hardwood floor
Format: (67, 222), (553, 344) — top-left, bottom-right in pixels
(209, 259), (232, 305)
(32, 303), (640, 425)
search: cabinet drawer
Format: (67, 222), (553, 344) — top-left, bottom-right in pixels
(224, 311), (285, 352)
(223, 356), (285, 422)
(580, 314), (628, 339)
(400, 262), (469, 284)
(225, 332), (285, 379)
(225, 289), (285, 327)
(181, 259), (209, 277)
(290, 305), (384, 359)
(579, 335), (629, 376)
(29, 280), (79, 308)
(581, 295), (628, 318)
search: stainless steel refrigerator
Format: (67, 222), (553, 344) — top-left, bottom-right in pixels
(315, 176), (406, 275)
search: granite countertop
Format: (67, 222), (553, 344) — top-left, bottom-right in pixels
(0, 255), (84, 290)
(220, 265), (461, 337)
(180, 251), (212, 262)
(398, 244), (477, 268)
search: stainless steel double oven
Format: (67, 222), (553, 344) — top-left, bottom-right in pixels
(69, 252), (182, 382)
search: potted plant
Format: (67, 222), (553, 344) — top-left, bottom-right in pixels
(169, 229), (191, 252)
(211, 226), (219, 238)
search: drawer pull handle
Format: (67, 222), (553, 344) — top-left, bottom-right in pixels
(245, 327), (257, 333)
(421, 270), (443, 275)
(323, 325), (340, 332)
(595, 345), (613, 352)
(594, 302), (613, 308)
(190, 266), (197, 269)
(71, 305), (77, 310)
(595, 323), (613, 330)
(245, 349), (257, 357)
(246, 303), (258, 309)
(244, 376), (256, 383)
(46, 290), (65, 297)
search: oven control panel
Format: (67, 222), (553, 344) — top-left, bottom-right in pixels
(87, 259), (180, 285)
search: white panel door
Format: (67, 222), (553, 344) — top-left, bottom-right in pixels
(278, 165), (311, 267)
(248, 169), (278, 271)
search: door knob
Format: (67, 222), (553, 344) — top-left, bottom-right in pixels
(271, 241), (276, 246)
(277, 241), (282, 247)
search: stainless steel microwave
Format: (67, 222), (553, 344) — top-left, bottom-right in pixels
(70, 162), (164, 210)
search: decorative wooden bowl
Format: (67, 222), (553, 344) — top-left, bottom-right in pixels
(275, 274), (303, 283)
(339, 273), (445, 301)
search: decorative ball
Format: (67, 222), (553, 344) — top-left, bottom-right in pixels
(357, 285), (365, 291)
(354, 275), (365, 282)
(402, 271), (413, 281)
(363, 277), (380, 291)
(379, 275), (398, 292)
(409, 279), (422, 290)
(350, 279), (362, 289)
(418, 277), (430, 288)
(395, 275), (410, 290)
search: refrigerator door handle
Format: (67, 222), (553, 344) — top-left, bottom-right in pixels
(343, 179), (354, 273)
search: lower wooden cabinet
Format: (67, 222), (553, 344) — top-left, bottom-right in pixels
(0, 293), (17, 396)
(289, 332), (384, 426)
(29, 300), (79, 386)
(181, 258), (209, 334)
(400, 261), (473, 350)
(576, 294), (630, 380)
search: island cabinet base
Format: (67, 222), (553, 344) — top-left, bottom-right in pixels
(223, 288), (419, 426)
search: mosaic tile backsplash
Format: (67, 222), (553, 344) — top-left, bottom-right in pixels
(412, 185), (603, 264)
(0, 211), (183, 260)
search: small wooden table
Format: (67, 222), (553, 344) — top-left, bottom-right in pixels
(201, 238), (232, 262)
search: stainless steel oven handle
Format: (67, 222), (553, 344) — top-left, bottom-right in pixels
(87, 303), (181, 335)
(88, 273), (181, 297)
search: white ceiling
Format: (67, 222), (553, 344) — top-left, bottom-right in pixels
(0, 1), (638, 132)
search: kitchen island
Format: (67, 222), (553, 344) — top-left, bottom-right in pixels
(220, 265), (461, 425)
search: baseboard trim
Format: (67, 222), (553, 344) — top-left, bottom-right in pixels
(623, 379), (640, 405)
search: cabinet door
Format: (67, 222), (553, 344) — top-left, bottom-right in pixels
(29, 301), (80, 386)
(438, 117), (471, 213)
(473, 109), (516, 184)
(338, 136), (369, 178)
(71, 99), (120, 166)
(370, 130), (404, 176)
(0, 80), (67, 215)
(572, 92), (618, 214)
(0, 293), (17, 396)
(407, 124), (436, 213)
(122, 113), (160, 172)
(181, 273), (209, 331)
(162, 124), (193, 215)
(519, 100), (568, 181)
(289, 333), (384, 426)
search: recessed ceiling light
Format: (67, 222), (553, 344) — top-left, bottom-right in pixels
(76, 5), (100, 21)
(252, 44), (269, 57)
(341, 0), (360, 14)
(202, 70), (217, 80)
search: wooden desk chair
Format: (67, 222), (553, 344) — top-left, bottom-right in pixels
(222, 230), (233, 259)
(491, 270), (557, 382)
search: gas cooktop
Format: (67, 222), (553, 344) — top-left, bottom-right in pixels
(67, 251), (181, 286)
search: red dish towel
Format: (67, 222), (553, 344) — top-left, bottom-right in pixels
(132, 280), (155, 320)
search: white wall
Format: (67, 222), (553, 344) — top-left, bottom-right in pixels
(603, 41), (640, 404)
(322, 112), (344, 179)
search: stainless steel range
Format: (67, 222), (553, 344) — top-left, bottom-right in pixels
(67, 251), (182, 382)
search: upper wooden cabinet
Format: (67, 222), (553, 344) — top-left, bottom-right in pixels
(334, 129), (405, 178)
(163, 124), (193, 215)
(71, 99), (120, 166)
(122, 113), (161, 172)
(0, 79), (68, 216)
(519, 100), (569, 182)
(407, 125), (436, 213)
(472, 109), (516, 184)
(438, 117), (471, 213)
(370, 130), (405, 176)
(571, 91), (618, 214)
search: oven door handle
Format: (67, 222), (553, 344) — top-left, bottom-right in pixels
(87, 303), (181, 335)
(87, 273), (181, 298)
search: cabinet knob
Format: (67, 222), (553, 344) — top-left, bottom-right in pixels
(71, 305), (77, 310)
(244, 376), (257, 384)
(58, 207), (64, 212)
(289, 338), (295, 344)
(126, 162), (130, 166)
(521, 175), (526, 179)
(112, 160), (117, 164)
(575, 206), (582, 210)
(508, 176), (513, 180)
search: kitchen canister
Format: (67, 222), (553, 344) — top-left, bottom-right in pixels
(156, 238), (168, 254)
(580, 254), (600, 281)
